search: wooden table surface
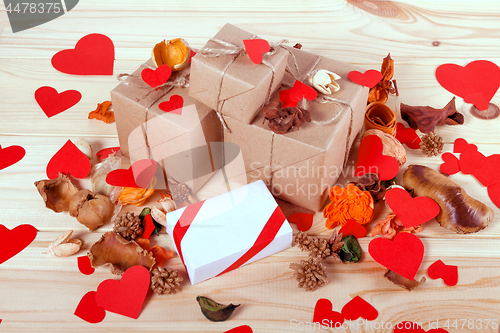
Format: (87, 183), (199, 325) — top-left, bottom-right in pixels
(1, 1), (500, 332)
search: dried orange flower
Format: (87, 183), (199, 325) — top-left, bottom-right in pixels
(371, 212), (422, 240)
(152, 38), (190, 71)
(323, 184), (374, 229)
(136, 238), (174, 268)
(88, 101), (115, 124)
(118, 187), (155, 206)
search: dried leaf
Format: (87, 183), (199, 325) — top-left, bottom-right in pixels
(384, 269), (426, 291)
(88, 101), (115, 124)
(339, 235), (362, 263)
(196, 296), (240, 322)
(368, 53), (398, 104)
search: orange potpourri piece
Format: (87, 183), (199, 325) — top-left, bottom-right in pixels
(137, 238), (174, 269)
(323, 183), (374, 229)
(118, 187), (155, 206)
(88, 101), (115, 124)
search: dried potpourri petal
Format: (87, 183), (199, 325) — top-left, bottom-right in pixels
(35, 173), (79, 213)
(384, 269), (426, 291)
(263, 100), (311, 134)
(338, 235), (362, 263)
(196, 296), (240, 322)
(45, 230), (82, 257)
(371, 212), (423, 240)
(69, 189), (114, 231)
(367, 53), (398, 104)
(88, 101), (115, 124)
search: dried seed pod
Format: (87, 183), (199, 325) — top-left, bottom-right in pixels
(363, 129), (406, 166)
(152, 38), (190, 71)
(196, 296), (240, 322)
(46, 230), (82, 257)
(308, 69), (340, 94)
(35, 173), (80, 213)
(385, 269), (426, 291)
(69, 190), (114, 231)
(151, 206), (167, 228)
(74, 138), (94, 167)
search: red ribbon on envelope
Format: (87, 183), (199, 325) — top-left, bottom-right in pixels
(172, 201), (286, 276)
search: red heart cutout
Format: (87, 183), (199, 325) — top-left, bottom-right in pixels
(427, 259), (444, 279)
(341, 296), (378, 321)
(439, 153), (460, 175)
(473, 154), (500, 187)
(288, 213), (313, 232)
(142, 214), (155, 239)
(368, 232), (424, 280)
(385, 188), (440, 228)
(46, 140), (91, 179)
(0, 224), (37, 265)
(395, 321), (449, 332)
(339, 220), (366, 238)
(224, 326), (253, 333)
(51, 33), (114, 75)
(428, 260), (458, 286)
(141, 65), (172, 88)
(0, 145), (26, 171)
(188, 50), (196, 64)
(96, 147), (120, 160)
(243, 39), (270, 64)
(459, 148), (486, 175)
(347, 70), (382, 88)
(279, 89), (297, 107)
(290, 80), (317, 102)
(436, 60), (500, 111)
(487, 182), (500, 209)
(313, 299), (344, 328)
(74, 291), (106, 324)
(159, 95), (183, 115)
(78, 255), (95, 275)
(35, 86), (82, 118)
(106, 159), (157, 188)
(396, 122), (421, 149)
(453, 138), (476, 154)
(355, 135), (400, 181)
(95, 265), (150, 319)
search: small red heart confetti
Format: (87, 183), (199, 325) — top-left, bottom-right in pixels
(243, 39), (270, 64)
(436, 60), (500, 111)
(459, 148), (487, 175)
(394, 321), (449, 332)
(106, 159), (157, 188)
(74, 291), (106, 324)
(51, 33), (115, 75)
(46, 140), (91, 179)
(368, 232), (424, 280)
(288, 213), (313, 232)
(355, 135), (400, 181)
(427, 260), (443, 279)
(279, 89), (297, 107)
(341, 296), (378, 321)
(347, 70), (382, 88)
(290, 80), (317, 102)
(95, 266), (150, 319)
(96, 147), (120, 160)
(339, 220), (366, 238)
(35, 86), (82, 118)
(78, 255), (95, 275)
(188, 50), (196, 64)
(428, 260), (458, 286)
(142, 214), (155, 239)
(224, 325), (253, 333)
(159, 95), (184, 115)
(0, 224), (37, 265)
(472, 154), (500, 187)
(396, 122), (421, 149)
(313, 298), (344, 328)
(453, 138), (476, 154)
(487, 182), (500, 209)
(0, 145), (26, 171)
(385, 188), (440, 228)
(440, 153), (460, 175)
(141, 65), (172, 88)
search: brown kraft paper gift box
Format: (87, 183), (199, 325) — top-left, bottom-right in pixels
(223, 46), (369, 211)
(189, 23), (289, 125)
(111, 59), (222, 193)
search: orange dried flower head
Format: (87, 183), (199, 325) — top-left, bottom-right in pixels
(152, 38), (190, 71)
(118, 187), (155, 206)
(323, 184), (374, 229)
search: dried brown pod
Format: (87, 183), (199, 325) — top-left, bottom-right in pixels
(363, 129), (406, 166)
(69, 190), (114, 231)
(350, 173), (386, 203)
(384, 269), (426, 291)
(88, 231), (155, 275)
(151, 38), (190, 71)
(45, 230), (82, 257)
(35, 173), (79, 213)
(196, 296), (240, 322)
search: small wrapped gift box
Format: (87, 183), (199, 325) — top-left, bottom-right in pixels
(189, 23), (289, 124)
(165, 180), (292, 284)
(111, 60), (222, 193)
(223, 46), (369, 211)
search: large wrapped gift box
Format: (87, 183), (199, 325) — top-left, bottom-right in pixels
(223, 46), (369, 211)
(189, 23), (289, 124)
(165, 180), (293, 284)
(111, 60), (222, 193)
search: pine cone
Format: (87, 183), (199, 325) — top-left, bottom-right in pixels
(295, 231), (334, 258)
(420, 132), (443, 156)
(171, 183), (190, 203)
(290, 257), (329, 291)
(113, 212), (143, 241)
(328, 231), (344, 263)
(151, 267), (183, 295)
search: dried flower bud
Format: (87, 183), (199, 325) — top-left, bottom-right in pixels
(69, 190), (114, 231)
(74, 138), (94, 167)
(308, 69), (340, 94)
(152, 38), (190, 71)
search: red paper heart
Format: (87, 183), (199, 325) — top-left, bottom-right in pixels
(453, 138), (476, 154)
(288, 213), (313, 232)
(74, 291), (106, 324)
(290, 80), (317, 102)
(440, 153), (460, 175)
(0, 224), (37, 265)
(78, 255), (95, 275)
(436, 60), (500, 111)
(347, 70), (382, 88)
(487, 182), (500, 209)
(339, 220), (366, 238)
(427, 260), (443, 279)
(0, 145), (26, 171)
(106, 159), (157, 188)
(341, 296), (378, 321)
(46, 140), (91, 179)
(224, 326), (253, 333)
(142, 214), (155, 239)
(355, 135), (400, 181)
(159, 95), (183, 115)
(35, 86), (82, 118)
(188, 50), (196, 64)
(313, 298), (344, 328)
(459, 148), (486, 175)
(141, 65), (172, 88)
(95, 265), (150, 319)
(279, 89), (297, 107)
(51, 33), (114, 75)
(473, 154), (500, 187)
(368, 232), (424, 280)
(396, 122), (421, 149)
(243, 39), (270, 65)
(96, 147), (120, 160)
(385, 188), (440, 228)
(428, 260), (458, 286)
(395, 321), (449, 333)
